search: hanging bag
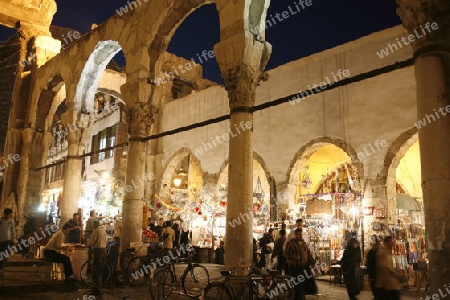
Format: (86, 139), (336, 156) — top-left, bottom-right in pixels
(303, 267), (318, 295)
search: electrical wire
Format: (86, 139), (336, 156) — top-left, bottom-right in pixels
(31, 58), (414, 171)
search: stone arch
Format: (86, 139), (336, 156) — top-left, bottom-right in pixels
(216, 151), (271, 190)
(145, 1), (216, 80)
(377, 127), (419, 185)
(97, 88), (123, 101)
(161, 147), (204, 190)
(377, 127), (419, 221)
(286, 136), (364, 186)
(247, 0), (270, 39)
(74, 41), (123, 112)
(31, 72), (65, 131)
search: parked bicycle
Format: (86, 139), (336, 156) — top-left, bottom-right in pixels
(148, 248), (210, 299)
(124, 243), (165, 286)
(203, 264), (294, 300)
(80, 242), (143, 287)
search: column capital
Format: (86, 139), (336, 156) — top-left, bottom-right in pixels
(214, 32), (272, 109)
(120, 79), (152, 106)
(61, 109), (90, 155)
(20, 128), (35, 147)
(126, 102), (158, 138)
(396, 0), (450, 52)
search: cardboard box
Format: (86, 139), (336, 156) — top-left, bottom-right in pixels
(130, 242), (148, 256)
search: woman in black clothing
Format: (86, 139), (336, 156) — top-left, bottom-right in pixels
(341, 238), (362, 300)
(271, 229), (287, 274)
(172, 223), (181, 249)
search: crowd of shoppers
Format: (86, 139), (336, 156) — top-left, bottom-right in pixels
(0, 205), (409, 300)
(339, 236), (407, 300)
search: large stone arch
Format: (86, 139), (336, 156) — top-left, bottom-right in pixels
(144, 0), (215, 79)
(28, 52), (66, 128)
(377, 127), (419, 184)
(214, 151), (271, 186)
(377, 127), (419, 223)
(286, 136), (364, 186)
(161, 147), (204, 191)
(73, 40), (123, 112)
(119, 0), (271, 81)
(34, 74), (66, 132)
(215, 151), (271, 206)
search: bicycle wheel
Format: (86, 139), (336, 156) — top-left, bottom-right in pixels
(127, 256), (151, 286)
(80, 259), (111, 288)
(266, 276), (294, 300)
(203, 282), (232, 300)
(182, 264), (210, 298)
(149, 266), (175, 300)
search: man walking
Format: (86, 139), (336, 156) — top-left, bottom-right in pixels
(366, 239), (381, 299)
(154, 218), (164, 242)
(84, 210), (98, 243)
(0, 208), (17, 277)
(161, 221), (175, 254)
(285, 228), (314, 300)
(287, 218), (310, 245)
(376, 236), (407, 300)
(272, 229), (287, 274)
(259, 228), (275, 269)
(87, 220), (107, 295)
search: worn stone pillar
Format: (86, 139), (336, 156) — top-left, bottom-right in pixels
(1, 25), (59, 211)
(60, 110), (88, 225)
(17, 129), (40, 217)
(397, 0), (450, 291)
(145, 88), (166, 214)
(215, 32), (271, 270)
(119, 81), (156, 254)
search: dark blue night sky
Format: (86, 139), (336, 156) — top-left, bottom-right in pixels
(0, 0), (401, 83)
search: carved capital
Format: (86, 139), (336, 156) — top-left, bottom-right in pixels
(120, 79), (152, 105)
(126, 103), (158, 138)
(396, 0), (450, 51)
(221, 65), (267, 109)
(214, 32), (272, 109)
(61, 110), (91, 153)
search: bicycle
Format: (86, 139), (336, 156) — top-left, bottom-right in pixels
(148, 248), (210, 299)
(79, 243), (138, 288)
(203, 264), (294, 300)
(126, 243), (164, 286)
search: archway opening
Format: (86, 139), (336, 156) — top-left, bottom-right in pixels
(158, 152), (204, 222)
(289, 143), (363, 267)
(217, 159), (271, 240)
(150, 3), (221, 100)
(76, 40), (123, 112)
(392, 140), (424, 268)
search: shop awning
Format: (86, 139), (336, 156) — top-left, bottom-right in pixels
(396, 193), (421, 211)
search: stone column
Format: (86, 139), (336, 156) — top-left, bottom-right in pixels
(119, 81), (156, 254)
(397, 0), (450, 291)
(59, 110), (88, 225)
(214, 32), (271, 270)
(17, 129), (40, 217)
(0, 22), (61, 214)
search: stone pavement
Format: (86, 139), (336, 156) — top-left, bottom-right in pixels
(0, 280), (425, 300)
(0, 254), (425, 299)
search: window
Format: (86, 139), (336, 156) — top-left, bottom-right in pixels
(109, 136), (115, 157)
(91, 135), (99, 164)
(98, 131), (107, 162)
(90, 125), (117, 165)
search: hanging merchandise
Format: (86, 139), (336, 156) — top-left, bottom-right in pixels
(300, 165), (313, 188)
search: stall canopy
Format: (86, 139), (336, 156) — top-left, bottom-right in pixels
(396, 193), (421, 211)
